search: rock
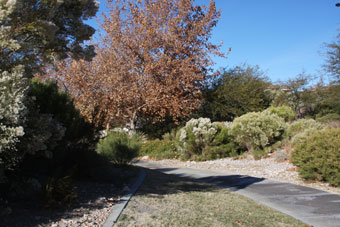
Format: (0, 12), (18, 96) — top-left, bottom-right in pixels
(288, 167), (297, 171)
(141, 155), (149, 160)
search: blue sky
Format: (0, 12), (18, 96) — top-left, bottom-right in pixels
(88, 0), (340, 82)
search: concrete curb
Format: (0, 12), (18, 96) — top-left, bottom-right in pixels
(102, 168), (146, 227)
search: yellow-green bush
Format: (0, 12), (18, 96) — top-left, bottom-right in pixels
(286, 119), (324, 139)
(291, 128), (340, 186)
(264, 106), (296, 122)
(140, 139), (179, 160)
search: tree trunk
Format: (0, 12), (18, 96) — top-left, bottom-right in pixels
(129, 111), (137, 135)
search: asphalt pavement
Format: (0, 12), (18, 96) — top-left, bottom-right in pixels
(135, 160), (340, 227)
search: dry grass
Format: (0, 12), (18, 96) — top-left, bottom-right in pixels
(116, 169), (307, 227)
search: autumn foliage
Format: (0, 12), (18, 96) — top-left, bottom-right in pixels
(47, 0), (225, 130)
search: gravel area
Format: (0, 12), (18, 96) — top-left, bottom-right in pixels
(141, 156), (340, 195)
(1, 166), (139, 227)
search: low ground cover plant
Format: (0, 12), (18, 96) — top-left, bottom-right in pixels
(291, 128), (340, 186)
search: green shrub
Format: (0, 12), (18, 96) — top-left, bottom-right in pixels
(291, 128), (319, 148)
(162, 127), (180, 141)
(213, 126), (231, 145)
(264, 106), (296, 122)
(97, 132), (140, 165)
(140, 139), (179, 160)
(229, 111), (286, 152)
(286, 119), (324, 139)
(291, 128), (340, 186)
(316, 113), (340, 124)
(198, 124), (245, 160)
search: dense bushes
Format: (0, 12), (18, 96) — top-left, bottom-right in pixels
(291, 128), (340, 186)
(229, 111), (286, 153)
(97, 132), (141, 165)
(140, 139), (179, 160)
(29, 79), (93, 142)
(0, 78), (101, 204)
(17, 79), (97, 177)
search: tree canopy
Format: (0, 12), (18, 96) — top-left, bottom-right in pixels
(0, 0), (98, 75)
(323, 33), (340, 84)
(199, 64), (271, 121)
(49, 0), (226, 130)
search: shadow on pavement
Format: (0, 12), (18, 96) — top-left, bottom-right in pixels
(138, 165), (265, 192)
(135, 166), (265, 199)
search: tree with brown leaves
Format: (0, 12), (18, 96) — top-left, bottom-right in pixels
(49, 0), (226, 130)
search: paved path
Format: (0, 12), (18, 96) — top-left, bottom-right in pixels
(136, 160), (340, 227)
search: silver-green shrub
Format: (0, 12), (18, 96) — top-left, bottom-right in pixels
(286, 119), (324, 139)
(178, 118), (217, 159)
(229, 111), (286, 152)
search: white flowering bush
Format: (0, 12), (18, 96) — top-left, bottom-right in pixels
(0, 66), (28, 175)
(177, 118), (218, 159)
(229, 111), (286, 152)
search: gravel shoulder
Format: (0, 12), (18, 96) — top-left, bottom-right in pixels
(139, 157), (340, 195)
